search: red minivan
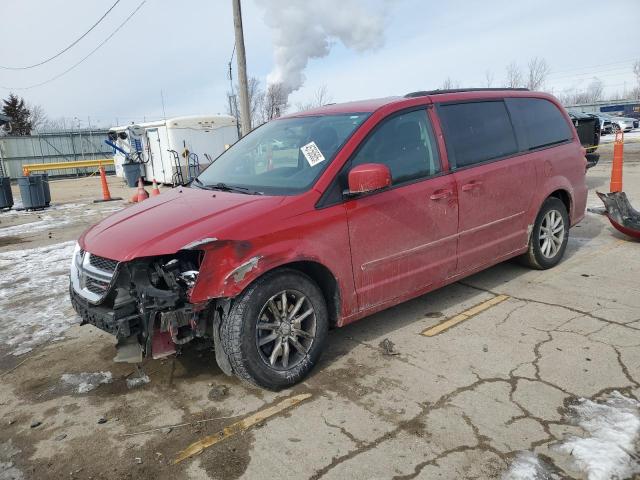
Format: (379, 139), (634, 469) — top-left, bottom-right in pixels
(70, 89), (587, 389)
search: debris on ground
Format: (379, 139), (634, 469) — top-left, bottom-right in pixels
(379, 338), (399, 355)
(29, 421), (41, 429)
(60, 371), (112, 394)
(208, 385), (229, 401)
(97, 417), (107, 424)
(126, 366), (151, 389)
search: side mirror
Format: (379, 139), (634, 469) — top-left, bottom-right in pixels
(347, 163), (391, 196)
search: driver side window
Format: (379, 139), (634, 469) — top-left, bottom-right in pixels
(351, 109), (440, 185)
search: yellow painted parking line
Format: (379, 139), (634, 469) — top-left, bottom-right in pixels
(421, 294), (510, 337)
(174, 393), (312, 464)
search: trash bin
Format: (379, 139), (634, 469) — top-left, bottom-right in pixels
(0, 177), (13, 210)
(32, 173), (51, 205)
(122, 162), (144, 187)
(17, 175), (47, 210)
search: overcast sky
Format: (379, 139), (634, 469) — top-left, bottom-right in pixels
(1, 0), (638, 129)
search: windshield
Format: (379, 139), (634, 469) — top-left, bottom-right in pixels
(194, 113), (370, 195)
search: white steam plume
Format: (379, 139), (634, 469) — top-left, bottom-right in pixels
(256, 0), (386, 95)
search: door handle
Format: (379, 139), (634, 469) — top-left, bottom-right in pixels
(461, 181), (482, 192)
(430, 189), (452, 200)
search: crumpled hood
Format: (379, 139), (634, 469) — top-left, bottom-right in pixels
(80, 187), (286, 261)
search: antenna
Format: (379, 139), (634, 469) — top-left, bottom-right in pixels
(160, 89), (167, 121)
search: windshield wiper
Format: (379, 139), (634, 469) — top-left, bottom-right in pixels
(191, 177), (206, 188)
(203, 182), (263, 195)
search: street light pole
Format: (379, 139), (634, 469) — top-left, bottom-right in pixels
(231, 0), (251, 136)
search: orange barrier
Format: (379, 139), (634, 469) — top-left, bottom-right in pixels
(93, 166), (122, 203)
(610, 130), (624, 192)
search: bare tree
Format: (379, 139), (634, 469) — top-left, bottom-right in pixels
(26, 103), (48, 132)
(632, 60), (640, 100)
(440, 77), (459, 89)
(526, 57), (550, 91)
(41, 117), (68, 132)
(296, 85), (333, 112)
(247, 77), (264, 127)
(484, 70), (494, 88)
(505, 62), (523, 88)
(586, 78), (604, 103)
(227, 76), (264, 131)
(260, 83), (288, 123)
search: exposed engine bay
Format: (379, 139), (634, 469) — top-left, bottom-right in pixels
(69, 245), (232, 372)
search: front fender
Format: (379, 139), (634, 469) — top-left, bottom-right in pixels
(189, 240), (338, 302)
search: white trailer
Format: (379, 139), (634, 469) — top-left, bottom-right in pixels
(109, 115), (238, 185)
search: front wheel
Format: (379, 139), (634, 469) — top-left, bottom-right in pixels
(520, 197), (569, 270)
(221, 269), (328, 390)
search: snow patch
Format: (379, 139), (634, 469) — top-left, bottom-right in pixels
(505, 392), (640, 480)
(0, 241), (79, 355)
(502, 452), (556, 480)
(555, 391), (640, 480)
(0, 202), (122, 236)
(126, 373), (150, 389)
(61, 371), (113, 394)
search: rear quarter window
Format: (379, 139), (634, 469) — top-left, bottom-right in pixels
(437, 101), (518, 168)
(506, 97), (574, 150)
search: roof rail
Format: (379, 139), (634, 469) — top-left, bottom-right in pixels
(404, 88), (529, 98)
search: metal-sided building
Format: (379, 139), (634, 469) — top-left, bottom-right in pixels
(0, 129), (113, 179)
(566, 99), (640, 118)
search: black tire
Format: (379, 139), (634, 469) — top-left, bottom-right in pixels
(520, 197), (569, 270)
(221, 269), (328, 390)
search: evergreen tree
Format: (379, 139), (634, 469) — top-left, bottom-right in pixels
(1, 93), (32, 135)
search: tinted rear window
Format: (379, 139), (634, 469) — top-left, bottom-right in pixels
(506, 98), (573, 150)
(438, 101), (518, 168)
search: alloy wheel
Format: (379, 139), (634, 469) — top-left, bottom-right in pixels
(255, 290), (317, 370)
(539, 209), (565, 259)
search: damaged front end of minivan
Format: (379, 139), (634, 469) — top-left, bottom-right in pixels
(69, 242), (236, 374)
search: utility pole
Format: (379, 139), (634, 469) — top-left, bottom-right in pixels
(232, 0), (251, 136)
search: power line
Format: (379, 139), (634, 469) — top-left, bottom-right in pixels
(0, 0), (122, 70)
(0, 1), (146, 90)
(547, 58), (638, 76)
(548, 65), (636, 80)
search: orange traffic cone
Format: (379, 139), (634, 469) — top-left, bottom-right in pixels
(151, 179), (161, 196)
(610, 130), (624, 193)
(136, 178), (149, 202)
(93, 166), (122, 203)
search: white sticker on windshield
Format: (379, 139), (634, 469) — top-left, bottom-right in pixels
(300, 141), (326, 167)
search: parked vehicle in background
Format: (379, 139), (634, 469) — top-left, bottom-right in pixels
(70, 89), (588, 390)
(569, 112), (600, 168)
(587, 113), (613, 135)
(606, 115), (636, 132)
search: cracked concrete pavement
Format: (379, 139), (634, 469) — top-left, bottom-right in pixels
(1, 142), (639, 479)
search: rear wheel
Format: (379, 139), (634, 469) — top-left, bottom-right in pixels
(521, 197), (569, 270)
(221, 269), (328, 390)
